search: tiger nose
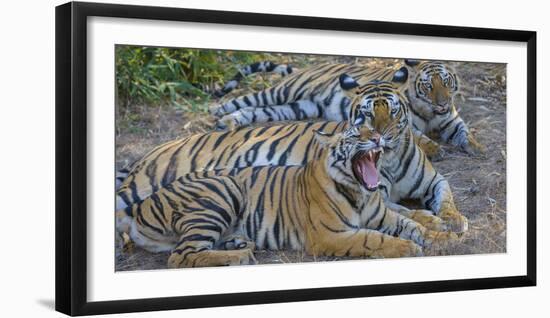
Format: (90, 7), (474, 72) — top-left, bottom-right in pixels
(435, 95), (450, 106)
(370, 133), (381, 145)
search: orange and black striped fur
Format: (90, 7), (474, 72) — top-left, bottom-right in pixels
(209, 61), (440, 158)
(117, 80), (468, 233)
(404, 60), (485, 155)
(116, 127), (456, 268)
(210, 62), (408, 130)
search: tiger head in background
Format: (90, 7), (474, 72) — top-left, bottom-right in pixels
(403, 60), (485, 155)
(406, 60), (459, 115)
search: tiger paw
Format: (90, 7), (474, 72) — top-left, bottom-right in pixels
(117, 232), (135, 253)
(215, 117), (236, 131)
(167, 250), (256, 268)
(216, 106), (259, 130)
(219, 235), (256, 251)
(424, 230), (459, 248)
(407, 210), (448, 232)
(462, 135), (486, 156)
(439, 209), (468, 233)
(214, 119), (229, 130)
(198, 249), (257, 267)
(373, 238), (423, 258)
(168, 249), (257, 268)
(422, 140), (445, 161)
(209, 104), (226, 118)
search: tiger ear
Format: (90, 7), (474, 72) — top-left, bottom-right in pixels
(392, 66), (408, 84)
(391, 66), (409, 94)
(453, 75), (460, 92)
(313, 129), (336, 147)
(404, 59), (420, 68)
(339, 73), (360, 99)
(447, 65), (460, 92)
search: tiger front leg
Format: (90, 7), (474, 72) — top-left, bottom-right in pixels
(209, 92), (262, 118)
(403, 209), (448, 232)
(437, 201), (469, 234)
(462, 133), (486, 156)
(412, 129), (445, 161)
(210, 86), (285, 119)
(379, 201), (449, 233)
(215, 100), (320, 130)
(365, 206), (457, 248)
(422, 176), (468, 233)
(309, 229), (423, 259)
(438, 112), (485, 156)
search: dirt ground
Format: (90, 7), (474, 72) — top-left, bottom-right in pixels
(115, 57), (506, 271)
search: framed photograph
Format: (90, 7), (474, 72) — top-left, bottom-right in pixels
(55, 1), (536, 316)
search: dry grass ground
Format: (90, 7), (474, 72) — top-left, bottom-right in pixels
(115, 57), (506, 271)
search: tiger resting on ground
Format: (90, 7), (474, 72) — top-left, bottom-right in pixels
(116, 127), (456, 268)
(403, 59), (485, 155)
(117, 79), (468, 233)
(210, 60), (484, 156)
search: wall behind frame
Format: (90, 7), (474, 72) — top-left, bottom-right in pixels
(0, 0), (546, 317)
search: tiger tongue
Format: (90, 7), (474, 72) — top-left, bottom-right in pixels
(360, 158), (379, 189)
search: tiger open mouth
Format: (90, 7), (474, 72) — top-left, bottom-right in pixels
(434, 105), (450, 115)
(352, 148), (383, 192)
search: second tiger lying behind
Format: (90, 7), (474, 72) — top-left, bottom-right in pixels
(116, 127), (455, 268)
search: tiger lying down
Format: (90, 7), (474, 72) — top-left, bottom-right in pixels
(211, 60), (484, 156)
(116, 127), (456, 268)
(117, 80), (468, 234)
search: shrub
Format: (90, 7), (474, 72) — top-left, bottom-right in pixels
(115, 46), (273, 113)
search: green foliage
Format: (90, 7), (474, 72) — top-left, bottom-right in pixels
(115, 46), (273, 113)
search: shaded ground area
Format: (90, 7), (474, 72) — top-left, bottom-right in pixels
(115, 57), (506, 271)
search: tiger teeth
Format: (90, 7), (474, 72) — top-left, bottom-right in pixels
(365, 148), (382, 160)
(367, 181), (381, 189)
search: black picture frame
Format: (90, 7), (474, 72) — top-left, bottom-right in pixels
(55, 1), (537, 316)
